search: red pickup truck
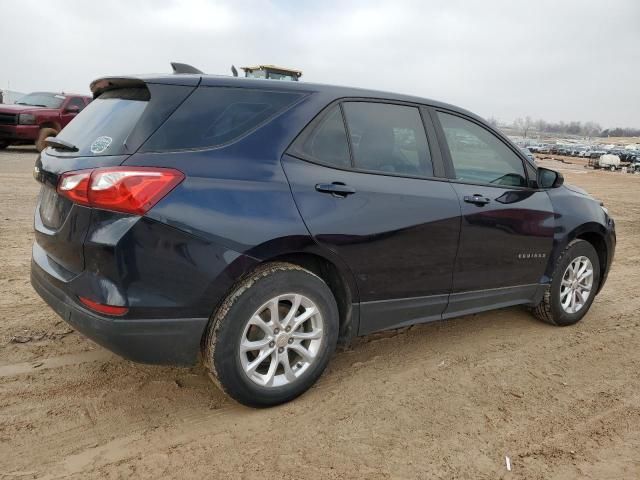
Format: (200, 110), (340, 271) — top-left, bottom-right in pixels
(0, 92), (92, 151)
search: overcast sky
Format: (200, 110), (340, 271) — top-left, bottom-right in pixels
(2, 0), (638, 127)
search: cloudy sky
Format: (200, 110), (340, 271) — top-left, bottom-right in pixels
(2, 0), (638, 127)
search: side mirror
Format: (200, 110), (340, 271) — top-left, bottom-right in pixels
(65, 105), (80, 114)
(537, 167), (564, 189)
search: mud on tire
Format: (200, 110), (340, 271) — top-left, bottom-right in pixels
(532, 239), (600, 326)
(202, 262), (339, 407)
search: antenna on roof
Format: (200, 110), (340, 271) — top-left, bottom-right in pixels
(231, 65), (238, 77)
(170, 62), (204, 74)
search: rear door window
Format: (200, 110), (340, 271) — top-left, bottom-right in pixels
(141, 87), (304, 151)
(296, 106), (351, 168)
(342, 102), (433, 177)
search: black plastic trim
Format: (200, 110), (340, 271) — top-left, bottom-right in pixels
(443, 284), (540, 319)
(31, 261), (208, 366)
(359, 293), (448, 335)
(357, 284), (545, 336)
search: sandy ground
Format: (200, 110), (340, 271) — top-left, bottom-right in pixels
(1, 148), (639, 479)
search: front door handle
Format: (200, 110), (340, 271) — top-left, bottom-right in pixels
(464, 194), (491, 206)
(315, 182), (356, 197)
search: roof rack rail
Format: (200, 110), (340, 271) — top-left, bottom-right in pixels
(170, 62), (204, 74)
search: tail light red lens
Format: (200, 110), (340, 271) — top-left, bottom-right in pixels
(57, 167), (184, 215)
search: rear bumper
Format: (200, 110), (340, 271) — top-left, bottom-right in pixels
(0, 124), (39, 142)
(31, 260), (209, 366)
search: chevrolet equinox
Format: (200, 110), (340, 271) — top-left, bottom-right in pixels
(31, 73), (616, 406)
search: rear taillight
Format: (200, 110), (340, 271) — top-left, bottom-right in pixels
(57, 167), (184, 215)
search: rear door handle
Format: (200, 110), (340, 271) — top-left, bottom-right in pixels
(463, 194), (491, 206)
(315, 182), (356, 197)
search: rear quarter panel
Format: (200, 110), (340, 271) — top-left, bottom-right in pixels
(124, 90), (360, 313)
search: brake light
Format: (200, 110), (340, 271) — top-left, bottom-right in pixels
(57, 167), (184, 215)
(78, 297), (128, 316)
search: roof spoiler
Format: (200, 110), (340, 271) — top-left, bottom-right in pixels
(89, 77), (147, 98)
(170, 62), (204, 74)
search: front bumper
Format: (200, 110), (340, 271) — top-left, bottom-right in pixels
(0, 124), (39, 142)
(599, 217), (616, 292)
(31, 260), (209, 366)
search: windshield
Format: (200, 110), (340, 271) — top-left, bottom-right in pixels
(15, 92), (65, 108)
(268, 72), (296, 81)
(54, 88), (149, 156)
(245, 70), (267, 79)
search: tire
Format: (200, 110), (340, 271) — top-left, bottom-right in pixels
(203, 262), (339, 407)
(36, 128), (58, 152)
(0, 141), (8, 150)
(532, 239), (600, 326)
(610, 165), (616, 172)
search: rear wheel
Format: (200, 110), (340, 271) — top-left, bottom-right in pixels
(532, 240), (600, 326)
(203, 262), (339, 407)
(36, 128), (58, 152)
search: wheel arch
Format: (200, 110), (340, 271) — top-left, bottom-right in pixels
(38, 122), (61, 132)
(262, 250), (360, 344)
(557, 223), (609, 293)
(575, 230), (608, 292)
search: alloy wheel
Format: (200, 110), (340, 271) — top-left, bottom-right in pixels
(239, 294), (324, 387)
(560, 256), (594, 314)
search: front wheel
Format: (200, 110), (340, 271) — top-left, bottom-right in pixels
(203, 262), (339, 407)
(532, 239), (600, 326)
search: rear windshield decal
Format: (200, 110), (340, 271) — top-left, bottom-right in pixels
(90, 136), (112, 154)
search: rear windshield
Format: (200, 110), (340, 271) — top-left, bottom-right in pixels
(140, 87), (304, 151)
(54, 88), (149, 156)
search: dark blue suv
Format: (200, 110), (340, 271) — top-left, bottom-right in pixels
(31, 73), (615, 406)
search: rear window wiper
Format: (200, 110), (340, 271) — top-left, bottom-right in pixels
(45, 137), (79, 152)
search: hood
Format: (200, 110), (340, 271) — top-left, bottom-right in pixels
(563, 183), (591, 197)
(0, 104), (49, 113)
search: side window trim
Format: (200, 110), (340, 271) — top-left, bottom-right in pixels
(338, 103), (355, 168)
(420, 106), (446, 178)
(431, 107), (533, 189)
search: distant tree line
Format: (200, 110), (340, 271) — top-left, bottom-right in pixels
(504, 116), (640, 138)
(600, 127), (640, 137)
